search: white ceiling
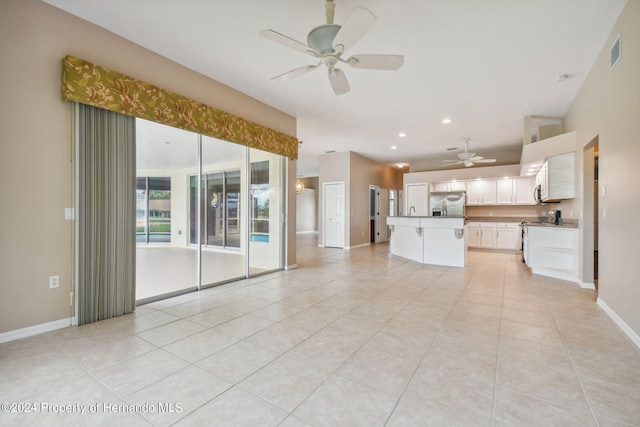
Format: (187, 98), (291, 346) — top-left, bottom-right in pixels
(45, 0), (626, 176)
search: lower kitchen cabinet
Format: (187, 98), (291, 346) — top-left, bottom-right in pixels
(467, 222), (496, 249)
(495, 223), (521, 250)
(467, 222), (520, 250)
(525, 225), (578, 283)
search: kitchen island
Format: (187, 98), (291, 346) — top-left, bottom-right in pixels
(387, 216), (466, 267)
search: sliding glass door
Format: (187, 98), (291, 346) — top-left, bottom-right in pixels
(200, 136), (246, 286)
(136, 119), (284, 302)
(136, 119), (198, 301)
(248, 148), (283, 275)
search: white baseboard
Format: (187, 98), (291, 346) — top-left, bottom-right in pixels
(296, 230), (318, 234)
(578, 280), (596, 290)
(347, 243), (371, 250)
(531, 267), (579, 285)
(0, 318), (72, 344)
(597, 298), (640, 349)
(285, 263), (298, 270)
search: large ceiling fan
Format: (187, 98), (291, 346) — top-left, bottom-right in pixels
(260, 0), (404, 95)
(443, 139), (497, 167)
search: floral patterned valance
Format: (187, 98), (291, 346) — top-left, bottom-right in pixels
(61, 55), (299, 159)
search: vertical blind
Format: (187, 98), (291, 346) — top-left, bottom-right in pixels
(77, 103), (136, 324)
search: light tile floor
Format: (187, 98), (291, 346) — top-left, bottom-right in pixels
(2, 239), (640, 426)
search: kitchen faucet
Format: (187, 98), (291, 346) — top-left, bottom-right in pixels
(409, 206), (416, 216)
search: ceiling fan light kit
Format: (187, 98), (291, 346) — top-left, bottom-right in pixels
(260, 0), (404, 95)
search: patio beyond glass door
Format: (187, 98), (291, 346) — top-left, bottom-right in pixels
(199, 136), (246, 286)
(248, 148), (283, 275)
(191, 170), (242, 249)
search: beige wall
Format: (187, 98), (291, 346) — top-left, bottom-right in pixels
(348, 152), (402, 247)
(563, 1), (640, 337)
(317, 151), (402, 248)
(0, 0), (296, 333)
(318, 152), (351, 247)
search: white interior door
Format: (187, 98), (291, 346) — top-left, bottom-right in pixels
(324, 182), (345, 248)
(376, 188), (389, 243)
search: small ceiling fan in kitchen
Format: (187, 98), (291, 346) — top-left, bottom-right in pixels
(443, 139), (497, 167)
(260, 0), (404, 95)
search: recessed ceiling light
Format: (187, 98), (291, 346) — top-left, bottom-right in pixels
(556, 74), (569, 82)
(398, 132), (406, 138)
(391, 145), (398, 150)
(446, 147), (458, 151)
(442, 118), (452, 124)
(164, 141), (173, 144)
(396, 163), (405, 168)
(325, 150), (336, 154)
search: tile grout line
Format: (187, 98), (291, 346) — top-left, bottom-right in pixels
(547, 294), (602, 427)
(382, 263), (481, 426)
(489, 253), (508, 427)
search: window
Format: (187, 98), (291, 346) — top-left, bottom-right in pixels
(250, 161), (269, 242)
(190, 170), (241, 248)
(137, 177), (171, 243)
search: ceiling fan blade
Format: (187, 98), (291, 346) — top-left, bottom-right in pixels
(332, 8), (376, 53)
(260, 29), (318, 57)
(329, 68), (350, 95)
(347, 54), (404, 70)
(473, 159), (497, 163)
(272, 64), (319, 82)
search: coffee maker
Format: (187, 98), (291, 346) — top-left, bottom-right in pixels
(548, 209), (562, 225)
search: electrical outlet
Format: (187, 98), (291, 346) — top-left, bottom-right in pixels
(65, 208), (75, 220)
(49, 275), (60, 289)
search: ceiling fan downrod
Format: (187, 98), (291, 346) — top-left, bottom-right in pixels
(325, 0), (335, 25)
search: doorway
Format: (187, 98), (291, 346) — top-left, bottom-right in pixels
(369, 185), (390, 244)
(582, 136), (599, 290)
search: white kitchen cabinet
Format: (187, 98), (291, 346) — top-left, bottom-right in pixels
(547, 152), (575, 201)
(495, 177), (535, 205)
(466, 222), (496, 249)
(466, 180), (496, 206)
(536, 152), (575, 202)
(496, 179), (514, 204)
(514, 177), (536, 205)
(495, 223), (520, 250)
(405, 183), (428, 216)
(525, 225), (578, 283)
(434, 181), (466, 192)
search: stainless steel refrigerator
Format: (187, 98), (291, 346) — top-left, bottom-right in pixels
(429, 191), (466, 217)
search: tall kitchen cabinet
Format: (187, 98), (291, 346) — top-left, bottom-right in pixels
(405, 183), (428, 215)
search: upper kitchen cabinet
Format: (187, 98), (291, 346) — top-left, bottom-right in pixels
(466, 179), (496, 206)
(434, 181), (466, 192)
(497, 176), (536, 205)
(537, 152), (576, 202)
(496, 178), (515, 204)
(514, 177), (536, 204)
